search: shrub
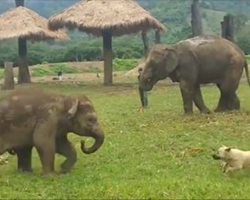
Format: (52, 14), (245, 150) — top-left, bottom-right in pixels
(31, 67), (52, 77)
(246, 55), (250, 64)
(113, 58), (139, 71)
(49, 63), (78, 74)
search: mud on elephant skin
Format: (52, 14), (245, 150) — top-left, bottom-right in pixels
(139, 35), (250, 114)
(0, 89), (104, 175)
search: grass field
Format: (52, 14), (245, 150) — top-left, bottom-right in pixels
(1, 78), (250, 199)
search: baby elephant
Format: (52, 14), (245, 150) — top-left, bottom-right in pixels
(0, 89), (104, 176)
(212, 146), (250, 173)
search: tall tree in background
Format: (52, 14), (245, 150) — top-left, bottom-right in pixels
(221, 14), (235, 42)
(191, 0), (203, 36)
(15, 0), (31, 83)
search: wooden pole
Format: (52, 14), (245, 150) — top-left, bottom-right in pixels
(221, 14), (235, 42)
(15, 0), (31, 84)
(102, 30), (113, 86)
(15, 0), (24, 6)
(191, 0), (203, 36)
(18, 38), (31, 83)
(141, 31), (149, 58)
(221, 21), (226, 38)
(2, 62), (15, 90)
(155, 30), (161, 44)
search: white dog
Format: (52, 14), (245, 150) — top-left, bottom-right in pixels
(212, 145), (250, 173)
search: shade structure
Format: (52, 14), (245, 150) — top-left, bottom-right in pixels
(48, 0), (166, 85)
(0, 6), (68, 84)
(0, 6), (68, 41)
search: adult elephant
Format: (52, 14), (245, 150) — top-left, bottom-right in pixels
(139, 35), (250, 114)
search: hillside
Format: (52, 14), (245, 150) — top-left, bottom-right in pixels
(0, 0), (249, 67)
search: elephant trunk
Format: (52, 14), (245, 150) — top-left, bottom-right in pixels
(139, 77), (154, 91)
(81, 129), (104, 154)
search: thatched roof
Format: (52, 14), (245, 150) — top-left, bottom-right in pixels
(0, 6), (68, 41)
(48, 0), (166, 37)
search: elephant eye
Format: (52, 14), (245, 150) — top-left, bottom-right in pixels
(147, 78), (151, 83)
(88, 116), (96, 124)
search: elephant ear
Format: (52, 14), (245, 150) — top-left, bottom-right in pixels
(165, 48), (178, 73)
(68, 99), (79, 119)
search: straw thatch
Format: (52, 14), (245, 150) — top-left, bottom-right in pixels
(48, 0), (166, 37)
(0, 6), (68, 41)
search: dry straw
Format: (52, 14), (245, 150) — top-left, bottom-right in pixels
(48, 0), (166, 36)
(0, 6), (68, 41)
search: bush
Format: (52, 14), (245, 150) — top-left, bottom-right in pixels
(31, 67), (52, 77)
(246, 55), (250, 64)
(237, 37), (250, 55)
(113, 58), (139, 71)
(49, 63), (78, 74)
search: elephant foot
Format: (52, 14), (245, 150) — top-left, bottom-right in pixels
(42, 171), (58, 177)
(184, 108), (193, 114)
(60, 162), (74, 174)
(18, 168), (33, 173)
(200, 108), (211, 114)
(214, 105), (227, 112)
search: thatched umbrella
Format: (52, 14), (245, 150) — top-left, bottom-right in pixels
(0, 6), (68, 83)
(48, 0), (165, 85)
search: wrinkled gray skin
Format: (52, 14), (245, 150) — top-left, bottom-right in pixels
(0, 90), (104, 175)
(139, 35), (250, 114)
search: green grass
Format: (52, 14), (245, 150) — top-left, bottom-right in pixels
(1, 79), (250, 199)
(113, 58), (138, 71)
(246, 55), (250, 64)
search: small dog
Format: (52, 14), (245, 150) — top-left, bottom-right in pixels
(212, 145), (250, 173)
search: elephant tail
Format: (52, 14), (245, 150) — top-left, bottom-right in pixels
(244, 60), (250, 87)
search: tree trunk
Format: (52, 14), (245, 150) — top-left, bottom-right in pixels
(102, 30), (113, 86)
(155, 30), (161, 44)
(141, 31), (149, 58)
(221, 14), (235, 42)
(2, 62), (15, 90)
(17, 38), (31, 83)
(191, 0), (203, 36)
(15, 0), (31, 83)
(15, 0), (24, 6)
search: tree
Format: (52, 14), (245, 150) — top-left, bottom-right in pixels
(191, 0), (203, 36)
(15, 0), (31, 83)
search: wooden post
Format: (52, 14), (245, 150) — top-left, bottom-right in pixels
(15, 0), (24, 6)
(191, 0), (203, 36)
(102, 30), (113, 86)
(141, 31), (149, 58)
(15, 0), (31, 84)
(2, 62), (15, 90)
(221, 14), (235, 42)
(155, 30), (161, 44)
(17, 38), (31, 84)
(221, 21), (226, 38)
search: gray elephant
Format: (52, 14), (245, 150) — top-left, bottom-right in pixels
(0, 89), (104, 175)
(139, 35), (250, 114)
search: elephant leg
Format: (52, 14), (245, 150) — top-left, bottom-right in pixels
(215, 82), (240, 112)
(180, 79), (195, 114)
(33, 123), (56, 175)
(56, 136), (77, 174)
(227, 93), (240, 110)
(193, 85), (210, 114)
(15, 146), (33, 172)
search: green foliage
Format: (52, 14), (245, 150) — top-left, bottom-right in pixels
(2, 81), (250, 198)
(113, 58), (139, 71)
(31, 67), (53, 77)
(246, 55), (250, 64)
(49, 64), (79, 74)
(0, 68), (4, 79)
